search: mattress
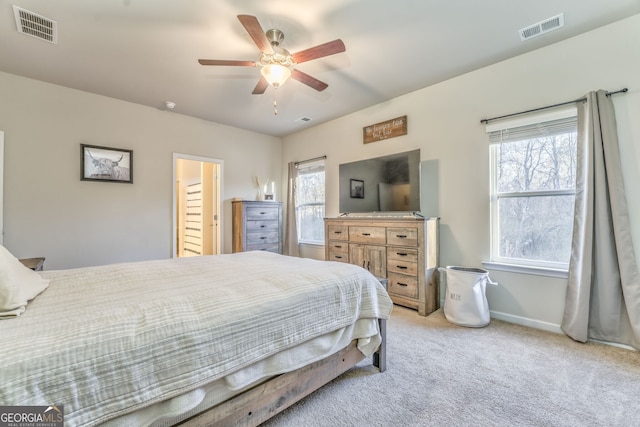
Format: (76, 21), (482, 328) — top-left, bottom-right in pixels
(0, 251), (392, 426)
(104, 318), (379, 427)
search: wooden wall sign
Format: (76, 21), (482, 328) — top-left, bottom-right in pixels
(363, 115), (407, 144)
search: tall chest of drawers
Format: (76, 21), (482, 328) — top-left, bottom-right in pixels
(232, 200), (283, 253)
(324, 216), (439, 316)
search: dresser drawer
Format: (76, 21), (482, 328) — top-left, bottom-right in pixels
(387, 247), (418, 263)
(246, 220), (279, 232)
(387, 259), (418, 276)
(388, 273), (418, 298)
(386, 227), (418, 247)
(349, 226), (386, 244)
(327, 225), (349, 241)
(246, 207), (280, 221)
(327, 241), (348, 254)
(328, 251), (349, 262)
(246, 243), (280, 252)
(246, 231), (279, 245)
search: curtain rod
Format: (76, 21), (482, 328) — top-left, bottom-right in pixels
(295, 155), (326, 166)
(480, 88), (628, 124)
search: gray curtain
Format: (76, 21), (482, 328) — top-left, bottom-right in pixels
(561, 90), (640, 349)
(283, 161), (300, 257)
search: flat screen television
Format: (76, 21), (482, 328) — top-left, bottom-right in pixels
(339, 149), (421, 214)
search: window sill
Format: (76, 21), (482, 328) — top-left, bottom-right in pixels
(298, 241), (325, 247)
(482, 261), (568, 278)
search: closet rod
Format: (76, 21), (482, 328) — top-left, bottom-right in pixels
(295, 155), (327, 166)
(480, 88), (628, 124)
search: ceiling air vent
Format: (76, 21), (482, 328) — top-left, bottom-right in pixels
(519, 13), (564, 41)
(295, 116), (313, 123)
(13, 5), (58, 44)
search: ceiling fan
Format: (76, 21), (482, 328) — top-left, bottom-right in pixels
(198, 15), (346, 95)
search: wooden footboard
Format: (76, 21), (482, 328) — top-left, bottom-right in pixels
(180, 324), (386, 427)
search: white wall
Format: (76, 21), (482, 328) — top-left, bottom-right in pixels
(282, 15), (640, 330)
(0, 72), (282, 269)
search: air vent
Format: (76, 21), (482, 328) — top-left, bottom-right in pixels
(13, 5), (58, 44)
(295, 116), (313, 123)
(519, 13), (564, 41)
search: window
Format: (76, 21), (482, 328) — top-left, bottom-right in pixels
(295, 160), (325, 244)
(487, 107), (577, 270)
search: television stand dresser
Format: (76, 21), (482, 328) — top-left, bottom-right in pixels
(324, 215), (439, 316)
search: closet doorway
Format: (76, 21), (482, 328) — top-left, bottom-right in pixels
(173, 153), (222, 258)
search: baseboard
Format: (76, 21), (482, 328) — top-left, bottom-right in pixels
(589, 338), (637, 351)
(437, 298), (565, 334)
(489, 310), (563, 334)
(489, 310), (639, 351)
(438, 304), (637, 350)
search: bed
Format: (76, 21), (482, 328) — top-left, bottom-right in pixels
(0, 249), (392, 427)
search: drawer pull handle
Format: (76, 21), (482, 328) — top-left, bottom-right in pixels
(362, 233), (371, 236)
(260, 237), (267, 240)
(397, 252), (408, 256)
(396, 234), (407, 238)
(260, 225), (266, 228)
(397, 282), (409, 287)
(335, 255), (343, 259)
(260, 211), (267, 215)
(396, 265), (408, 270)
(335, 245), (342, 249)
(334, 231), (342, 234)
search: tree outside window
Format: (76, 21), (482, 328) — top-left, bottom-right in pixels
(489, 113), (577, 269)
(296, 161), (325, 244)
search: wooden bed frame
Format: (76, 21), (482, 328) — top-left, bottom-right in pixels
(179, 319), (387, 427)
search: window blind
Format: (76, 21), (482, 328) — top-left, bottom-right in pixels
(488, 116), (578, 144)
(297, 159), (325, 174)
(485, 104), (577, 144)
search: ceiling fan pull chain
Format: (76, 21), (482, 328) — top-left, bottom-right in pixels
(273, 89), (278, 115)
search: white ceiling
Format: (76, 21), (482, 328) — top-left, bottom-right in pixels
(1, 1), (639, 137)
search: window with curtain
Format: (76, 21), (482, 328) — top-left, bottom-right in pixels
(487, 107), (577, 270)
(295, 159), (325, 244)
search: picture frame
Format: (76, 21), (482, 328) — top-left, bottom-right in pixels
(81, 144), (133, 183)
(350, 179), (364, 198)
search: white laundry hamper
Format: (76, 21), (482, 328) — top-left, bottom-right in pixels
(439, 266), (497, 327)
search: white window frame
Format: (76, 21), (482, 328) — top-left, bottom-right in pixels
(485, 106), (577, 276)
(295, 159), (325, 245)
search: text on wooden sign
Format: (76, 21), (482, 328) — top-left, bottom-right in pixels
(363, 115), (407, 144)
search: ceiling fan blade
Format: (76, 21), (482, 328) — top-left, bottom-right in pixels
(252, 77), (269, 94)
(292, 39), (346, 64)
(291, 69), (328, 91)
(237, 15), (273, 54)
(198, 59), (256, 67)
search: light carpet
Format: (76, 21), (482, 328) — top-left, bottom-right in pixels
(262, 306), (640, 427)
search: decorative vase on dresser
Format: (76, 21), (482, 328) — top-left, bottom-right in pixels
(232, 200), (283, 254)
(324, 216), (439, 316)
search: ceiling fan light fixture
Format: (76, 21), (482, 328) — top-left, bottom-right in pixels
(198, 16), (344, 96)
(260, 63), (291, 88)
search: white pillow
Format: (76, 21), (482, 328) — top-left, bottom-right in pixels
(0, 245), (50, 318)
